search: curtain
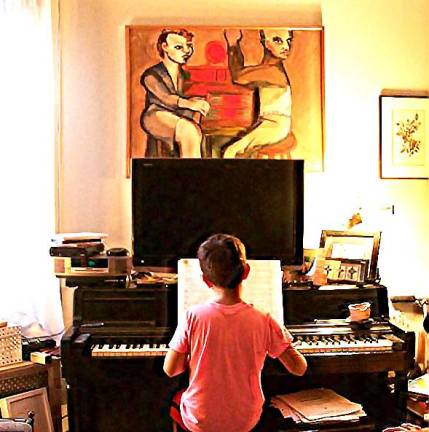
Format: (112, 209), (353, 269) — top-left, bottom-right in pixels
(0, 0), (63, 339)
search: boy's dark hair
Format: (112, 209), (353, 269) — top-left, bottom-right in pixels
(197, 233), (247, 289)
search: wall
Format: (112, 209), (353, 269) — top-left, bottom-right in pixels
(59, 0), (429, 296)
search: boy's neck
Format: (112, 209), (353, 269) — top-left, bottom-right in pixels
(212, 285), (242, 305)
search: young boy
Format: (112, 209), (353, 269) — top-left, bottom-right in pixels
(164, 233), (307, 432)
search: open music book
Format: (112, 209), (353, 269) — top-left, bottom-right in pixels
(177, 258), (284, 326)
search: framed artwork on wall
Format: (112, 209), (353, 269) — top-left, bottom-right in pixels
(125, 25), (325, 176)
(379, 93), (429, 179)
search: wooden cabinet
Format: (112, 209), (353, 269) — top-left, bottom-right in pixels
(0, 359), (62, 432)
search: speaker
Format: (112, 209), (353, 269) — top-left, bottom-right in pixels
(108, 256), (132, 274)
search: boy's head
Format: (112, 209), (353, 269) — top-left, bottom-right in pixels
(197, 234), (249, 290)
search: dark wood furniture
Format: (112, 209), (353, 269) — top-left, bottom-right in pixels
(259, 284), (415, 431)
(61, 285), (183, 432)
(61, 284), (415, 432)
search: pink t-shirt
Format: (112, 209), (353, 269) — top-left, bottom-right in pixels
(169, 301), (292, 432)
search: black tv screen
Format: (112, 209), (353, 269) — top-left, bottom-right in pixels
(132, 158), (304, 269)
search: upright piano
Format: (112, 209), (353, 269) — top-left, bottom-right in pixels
(61, 283), (415, 432)
(61, 285), (184, 432)
(261, 284), (415, 431)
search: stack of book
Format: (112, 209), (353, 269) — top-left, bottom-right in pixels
(50, 232), (107, 269)
(271, 388), (366, 425)
(407, 373), (429, 421)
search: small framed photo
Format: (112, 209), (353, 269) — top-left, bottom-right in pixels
(379, 93), (429, 179)
(324, 258), (369, 284)
(320, 230), (381, 282)
(0, 387), (54, 432)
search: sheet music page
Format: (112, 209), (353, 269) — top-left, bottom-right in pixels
(177, 259), (214, 323)
(276, 388), (363, 421)
(177, 258), (284, 326)
(271, 395), (366, 423)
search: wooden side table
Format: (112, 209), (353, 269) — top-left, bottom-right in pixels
(0, 359), (62, 432)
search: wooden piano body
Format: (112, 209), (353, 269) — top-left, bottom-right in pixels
(61, 284), (415, 432)
(61, 286), (185, 432)
(261, 284), (415, 431)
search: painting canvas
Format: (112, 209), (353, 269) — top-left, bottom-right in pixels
(380, 94), (429, 179)
(126, 25), (324, 175)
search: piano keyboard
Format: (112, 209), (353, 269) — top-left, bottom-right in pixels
(91, 343), (168, 358)
(293, 333), (393, 354)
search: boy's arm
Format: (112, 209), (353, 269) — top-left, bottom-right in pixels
(278, 345), (307, 376)
(163, 349), (188, 377)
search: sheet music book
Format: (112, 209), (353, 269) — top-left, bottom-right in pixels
(271, 388), (366, 425)
(177, 258), (284, 326)
(272, 388), (364, 422)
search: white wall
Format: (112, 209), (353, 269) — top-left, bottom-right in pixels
(59, 0), (429, 296)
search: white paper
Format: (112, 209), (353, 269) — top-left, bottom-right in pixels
(177, 258), (284, 326)
(271, 396), (366, 424)
(276, 388), (363, 421)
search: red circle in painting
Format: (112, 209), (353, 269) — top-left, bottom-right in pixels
(205, 41), (227, 64)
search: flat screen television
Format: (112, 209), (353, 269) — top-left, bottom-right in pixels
(132, 158), (304, 269)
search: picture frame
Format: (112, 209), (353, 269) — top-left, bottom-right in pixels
(379, 93), (429, 179)
(320, 230), (381, 282)
(323, 258), (369, 284)
(0, 387), (54, 432)
(125, 25), (325, 176)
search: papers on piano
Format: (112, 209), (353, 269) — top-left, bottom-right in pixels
(137, 271), (178, 285)
(177, 259), (284, 326)
(271, 388), (366, 424)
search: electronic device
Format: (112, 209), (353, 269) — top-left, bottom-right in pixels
(106, 247), (129, 257)
(49, 242), (104, 258)
(22, 338), (56, 360)
(132, 158), (304, 269)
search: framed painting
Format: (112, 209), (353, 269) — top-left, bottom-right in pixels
(379, 93), (429, 179)
(319, 230), (381, 283)
(125, 25), (325, 176)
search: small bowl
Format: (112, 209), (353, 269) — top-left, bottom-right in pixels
(348, 302), (371, 322)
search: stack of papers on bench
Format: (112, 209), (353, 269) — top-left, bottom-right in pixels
(271, 388), (366, 424)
